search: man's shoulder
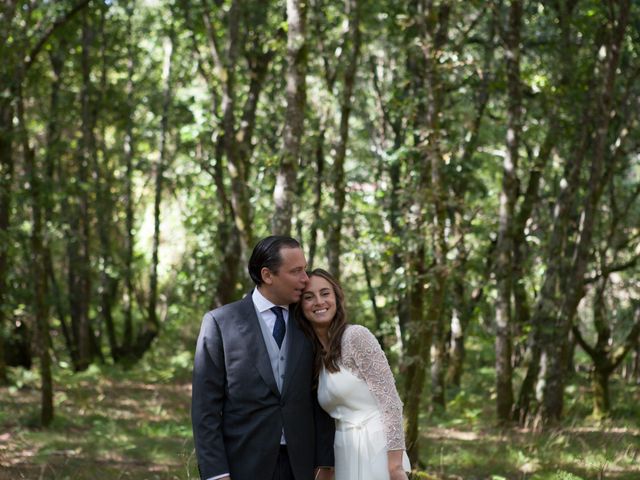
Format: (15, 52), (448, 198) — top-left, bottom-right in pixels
(205, 294), (252, 321)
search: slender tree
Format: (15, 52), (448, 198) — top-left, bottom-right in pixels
(539, 0), (631, 424)
(93, 3), (117, 363)
(146, 22), (175, 355)
(18, 86), (54, 425)
(272, 0), (308, 235)
(494, 0), (522, 422)
(65, 8), (97, 371)
(0, 1), (15, 380)
(326, 0), (361, 281)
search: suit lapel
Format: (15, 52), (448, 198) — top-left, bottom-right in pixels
(281, 314), (305, 398)
(235, 294), (280, 398)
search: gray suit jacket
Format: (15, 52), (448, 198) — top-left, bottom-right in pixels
(191, 293), (334, 480)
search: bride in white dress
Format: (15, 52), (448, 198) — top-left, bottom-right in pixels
(296, 269), (411, 480)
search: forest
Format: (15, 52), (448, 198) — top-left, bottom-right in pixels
(0, 0), (639, 478)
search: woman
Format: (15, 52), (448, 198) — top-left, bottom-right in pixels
(296, 268), (411, 480)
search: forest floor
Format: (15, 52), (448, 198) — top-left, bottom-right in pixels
(1, 359), (639, 480)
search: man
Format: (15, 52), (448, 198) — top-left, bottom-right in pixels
(192, 236), (335, 480)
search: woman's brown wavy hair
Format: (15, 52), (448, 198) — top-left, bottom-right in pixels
(294, 268), (348, 380)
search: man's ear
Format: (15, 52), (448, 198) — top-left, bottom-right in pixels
(261, 267), (273, 285)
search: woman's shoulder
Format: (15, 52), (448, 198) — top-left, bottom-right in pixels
(339, 325), (386, 376)
(342, 324), (377, 346)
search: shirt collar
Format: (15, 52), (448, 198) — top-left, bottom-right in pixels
(252, 287), (289, 313)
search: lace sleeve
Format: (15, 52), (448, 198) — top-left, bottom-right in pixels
(341, 325), (406, 450)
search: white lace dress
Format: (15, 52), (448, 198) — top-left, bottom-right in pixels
(318, 325), (411, 480)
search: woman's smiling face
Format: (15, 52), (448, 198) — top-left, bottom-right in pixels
(301, 275), (337, 329)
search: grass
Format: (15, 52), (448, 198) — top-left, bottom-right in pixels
(415, 362), (640, 480)
(1, 338), (639, 479)
(0, 329), (200, 480)
(419, 424), (639, 479)
(0, 362), (198, 479)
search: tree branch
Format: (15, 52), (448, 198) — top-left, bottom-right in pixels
(572, 324), (597, 358)
(200, 0), (225, 74)
(24, 0), (92, 73)
(584, 252), (640, 284)
(611, 306), (640, 370)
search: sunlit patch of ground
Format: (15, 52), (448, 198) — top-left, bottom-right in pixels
(418, 424), (640, 479)
(0, 374), (198, 480)
(1, 364), (638, 480)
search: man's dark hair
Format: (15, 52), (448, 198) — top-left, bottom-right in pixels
(248, 236), (301, 286)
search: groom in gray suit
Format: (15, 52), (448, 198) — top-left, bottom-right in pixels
(192, 236), (335, 480)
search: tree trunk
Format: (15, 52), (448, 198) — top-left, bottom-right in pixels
(68, 9), (95, 371)
(422, 0), (451, 412)
(514, 0), (631, 427)
(0, 0), (19, 386)
(426, 125), (449, 411)
(448, 252), (487, 388)
(93, 5), (114, 364)
(448, 308), (464, 388)
(205, 137), (242, 308)
(99, 5), (115, 352)
(213, 0), (254, 264)
(592, 366), (610, 418)
(388, 156), (408, 345)
(445, 3), (496, 388)
(353, 225), (383, 345)
(511, 125), (556, 367)
(540, 0), (630, 424)
(272, 0), (307, 235)
(514, 342), (541, 426)
(512, 1), (579, 425)
(326, 0), (360, 281)
(428, 136), (449, 410)
(307, 128), (324, 269)
(19, 87), (54, 426)
(369, 55), (408, 346)
(403, 242), (428, 466)
(196, 0), (273, 283)
(426, 129), (449, 410)
(402, 81), (429, 471)
(430, 315), (447, 409)
(122, 1), (137, 356)
(0, 99), (13, 384)
(403, 0), (451, 461)
(43, 43), (78, 366)
(362, 251), (383, 344)
(494, 0), (522, 423)
(146, 28), (174, 351)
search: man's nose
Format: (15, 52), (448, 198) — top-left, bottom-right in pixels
(301, 271), (309, 283)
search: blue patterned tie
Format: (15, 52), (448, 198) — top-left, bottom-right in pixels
(270, 306), (286, 348)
